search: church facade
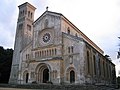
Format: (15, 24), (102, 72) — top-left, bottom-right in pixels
(9, 2), (116, 84)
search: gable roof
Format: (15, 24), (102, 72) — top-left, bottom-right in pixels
(18, 2), (36, 10)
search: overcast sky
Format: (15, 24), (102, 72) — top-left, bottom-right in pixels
(0, 0), (120, 76)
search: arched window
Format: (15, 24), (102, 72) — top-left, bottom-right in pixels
(103, 61), (105, 77)
(26, 54), (27, 59)
(28, 11), (30, 17)
(71, 46), (74, 53)
(49, 49), (51, 56)
(98, 58), (101, 75)
(18, 24), (23, 30)
(40, 51), (41, 57)
(31, 12), (33, 19)
(106, 63), (109, 78)
(109, 65), (111, 78)
(67, 27), (70, 34)
(87, 51), (90, 73)
(47, 50), (49, 56)
(19, 11), (22, 17)
(26, 54), (29, 59)
(45, 50), (46, 56)
(52, 49), (54, 55)
(93, 55), (96, 75)
(28, 54), (29, 59)
(68, 47), (70, 53)
(55, 48), (57, 55)
(23, 10), (24, 16)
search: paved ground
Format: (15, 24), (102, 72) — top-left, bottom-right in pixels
(0, 88), (49, 90)
(0, 87), (120, 90)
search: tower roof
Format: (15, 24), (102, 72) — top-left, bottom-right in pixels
(18, 2), (36, 10)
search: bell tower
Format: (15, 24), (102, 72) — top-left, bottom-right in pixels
(9, 2), (36, 84)
(18, 2), (36, 49)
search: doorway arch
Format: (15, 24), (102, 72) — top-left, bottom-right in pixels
(43, 68), (49, 83)
(23, 71), (29, 84)
(66, 67), (76, 83)
(35, 63), (51, 83)
(70, 70), (75, 83)
(26, 73), (29, 83)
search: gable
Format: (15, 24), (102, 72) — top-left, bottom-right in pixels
(33, 11), (61, 32)
(33, 11), (62, 26)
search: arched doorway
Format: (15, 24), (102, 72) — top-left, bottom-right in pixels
(43, 68), (49, 83)
(36, 63), (51, 83)
(23, 71), (29, 84)
(70, 70), (75, 83)
(26, 73), (29, 83)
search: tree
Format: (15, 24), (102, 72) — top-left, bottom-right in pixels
(0, 46), (13, 83)
(117, 76), (120, 83)
(117, 76), (120, 88)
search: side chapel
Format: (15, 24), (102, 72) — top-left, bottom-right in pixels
(9, 2), (116, 84)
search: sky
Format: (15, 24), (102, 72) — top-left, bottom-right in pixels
(0, 0), (120, 76)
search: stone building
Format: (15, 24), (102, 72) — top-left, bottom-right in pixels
(9, 2), (116, 84)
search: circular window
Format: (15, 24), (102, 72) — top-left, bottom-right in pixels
(42, 33), (51, 43)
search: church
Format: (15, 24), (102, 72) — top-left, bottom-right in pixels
(9, 2), (116, 84)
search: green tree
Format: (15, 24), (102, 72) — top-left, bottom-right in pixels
(117, 76), (120, 84)
(0, 46), (13, 83)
